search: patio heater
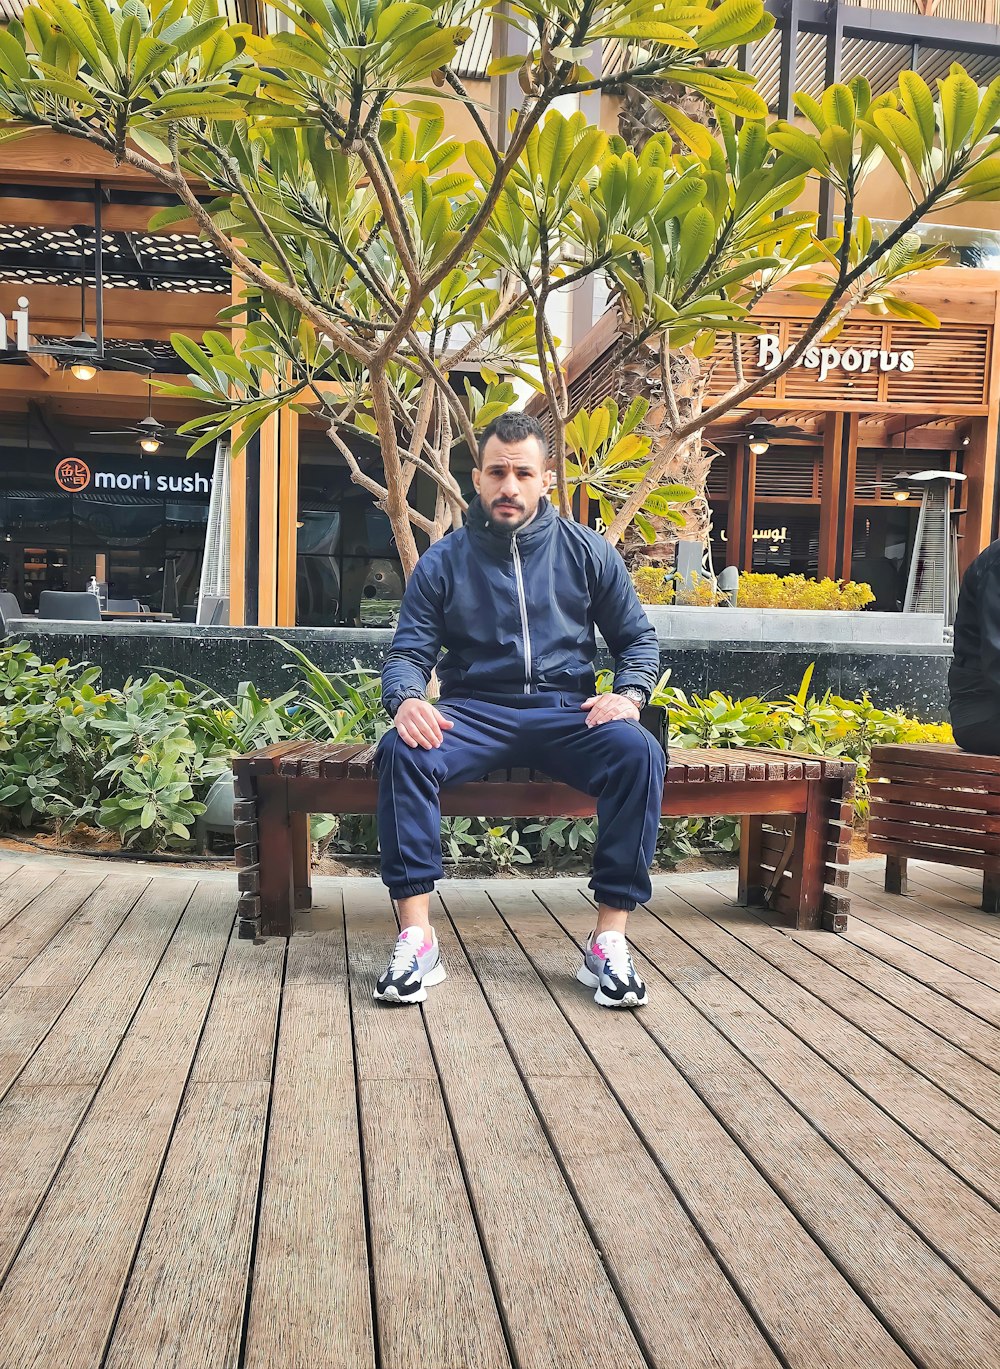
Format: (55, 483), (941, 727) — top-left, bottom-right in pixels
(900, 470), (967, 623)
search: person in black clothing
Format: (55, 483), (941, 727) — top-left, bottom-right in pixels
(372, 411), (666, 1008)
(950, 538), (1000, 752)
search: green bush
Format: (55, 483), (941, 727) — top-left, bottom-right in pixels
(0, 642), (951, 864)
(0, 640), (383, 851)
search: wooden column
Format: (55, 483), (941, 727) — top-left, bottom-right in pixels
(738, 442), (757, 569)
(961, 414), (998, 573)
(276, 405), (300, 626)
(725, 441), (745, 567)
(256, 401), (280, 626)
(229, 440), (247, 625)
(837, 414), (859, 581)
(818, 412), (844, 580)
(960, 284), (1000, 571)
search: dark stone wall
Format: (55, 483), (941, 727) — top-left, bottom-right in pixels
(6, 622), (953, 720)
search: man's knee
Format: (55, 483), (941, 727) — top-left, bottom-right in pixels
(376, 728), (439, 775)
(608, 721), (665, 777)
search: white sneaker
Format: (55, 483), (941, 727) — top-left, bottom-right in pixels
(374, 926), (447, 1004)
(576, 929), (648, 1008)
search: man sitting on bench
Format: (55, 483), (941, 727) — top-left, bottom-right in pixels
(950, 538), (1000, 753)
(374, 411), (665, 1007)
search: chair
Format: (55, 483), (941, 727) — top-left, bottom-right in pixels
(0, 591), (23, 636)
(106, 598), (141, 613)
(37, 591), (102, 622)
(197, 594), (229, 626)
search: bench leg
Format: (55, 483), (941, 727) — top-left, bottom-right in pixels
(737, 814), (767, 907)
(886, 856), (908, 896)
(983, 873), (1000, 915)
(292, 810), (312, 911)
(257, 777), (295, 938)
(790, 776), (853, 933)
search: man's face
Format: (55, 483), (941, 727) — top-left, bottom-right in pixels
(472, 435), (554, 532)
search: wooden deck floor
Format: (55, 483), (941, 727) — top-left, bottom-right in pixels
(0, 852), (998, 1369)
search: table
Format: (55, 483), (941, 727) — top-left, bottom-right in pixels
(100, 610), (176, 621)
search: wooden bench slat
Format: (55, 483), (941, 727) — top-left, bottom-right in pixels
(869, 816), (1000, 856)
(869, 782), (1000, 813)
(869, 760), (1000, 792)
(873, 743), (1000, 775)
(870, 801), (1000, 835)
(319, 743), (374, 779)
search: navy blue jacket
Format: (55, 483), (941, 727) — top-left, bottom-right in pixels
(381, 494), (660, 717)
(951, 536), (1000, 729)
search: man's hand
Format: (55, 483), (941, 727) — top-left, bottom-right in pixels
(394, 698), (455, 749)
(581, 693), (641, 728)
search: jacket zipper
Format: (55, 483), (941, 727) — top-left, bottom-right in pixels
(511, 532), (532, 693)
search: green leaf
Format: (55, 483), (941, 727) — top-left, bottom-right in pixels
(654, 101), (715, 159)
(882, 297), (941, 328)
(971, 73), (1000, 145)
(873, 109), (929, 182)
(938, 64), (980, 157)
(898, 70), (936, 156)
(821, 84), (856, 133)
(695, 0), (771, 50)
(676, 205), (716, 283)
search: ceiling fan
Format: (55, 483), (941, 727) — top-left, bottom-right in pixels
(91, 375), (183, 453)
(27, 223), (158, 380)
(723, 414), (818, 454)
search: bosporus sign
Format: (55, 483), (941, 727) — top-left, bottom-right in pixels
(757, 333), (915, 383)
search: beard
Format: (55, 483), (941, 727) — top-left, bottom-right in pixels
(486, 496), (537, 532)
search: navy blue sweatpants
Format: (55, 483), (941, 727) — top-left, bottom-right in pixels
(375, 692), (666, 911)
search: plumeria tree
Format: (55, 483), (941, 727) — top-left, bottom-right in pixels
(0, 1), (998, 574)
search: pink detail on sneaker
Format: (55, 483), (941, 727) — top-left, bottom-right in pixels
(590, 941), (606, 962)
(418, 939), (434, 957)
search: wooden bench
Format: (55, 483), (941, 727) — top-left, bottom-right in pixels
(868, 742), (1000, 912)
(231, 739), (856, 939)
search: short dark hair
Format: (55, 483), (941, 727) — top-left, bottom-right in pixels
(476, 411), (549, 468)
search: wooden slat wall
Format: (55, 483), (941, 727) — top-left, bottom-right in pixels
(708, 319), (991, 411)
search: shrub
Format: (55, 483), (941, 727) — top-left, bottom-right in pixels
(736, 573), (875, 611)
(631, 567), (875, 611)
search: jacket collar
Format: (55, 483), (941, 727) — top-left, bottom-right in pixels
(465, 492), (557, 556)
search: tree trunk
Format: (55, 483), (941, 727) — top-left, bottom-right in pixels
(615, 79), (719, 572)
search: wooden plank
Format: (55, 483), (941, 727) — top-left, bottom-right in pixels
(439, 884), (782, 1369)
(0, 863), (62, 934)
(868, 835), (1000, 874)
(870, 801), (1000, 835)
(343, 882), (513, 1369)
(104, 931), (284, 1369)
(416, 891), (649, 1369)
(869, 763), (1000, 792)
(243, 899), (375, 1369)
(0, 869), (105, 994)
(869, 782), (1000, 813)
(680, 888), (1000, 1131)
(496, 885), (920, 1369)
(841, 895), (1000, 1029)
(871, 744), (1000, 776)
(894, 865), (1000, 939)
(0, 873), (151, 1097)
(535, 885), (1000, 1360)
(848, 901), (1000, 989)
(0, 881), (233, 1364)
(870, 817), (1000, 856)
(851, 868), (1000, 961)
(652, 882), (1000, 1202)
(318, 743), (374, 779)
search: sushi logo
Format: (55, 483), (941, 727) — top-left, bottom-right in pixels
(55, 458), (92, 492)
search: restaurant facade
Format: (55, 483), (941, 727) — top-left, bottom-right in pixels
(559, 267), (1000, 605)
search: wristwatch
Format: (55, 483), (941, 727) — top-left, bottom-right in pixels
(617, 686), (647, 709)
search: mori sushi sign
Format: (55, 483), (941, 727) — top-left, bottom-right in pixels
(756, 334), (916, 382)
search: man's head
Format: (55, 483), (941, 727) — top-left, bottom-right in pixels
(472, 411), (553, 532)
